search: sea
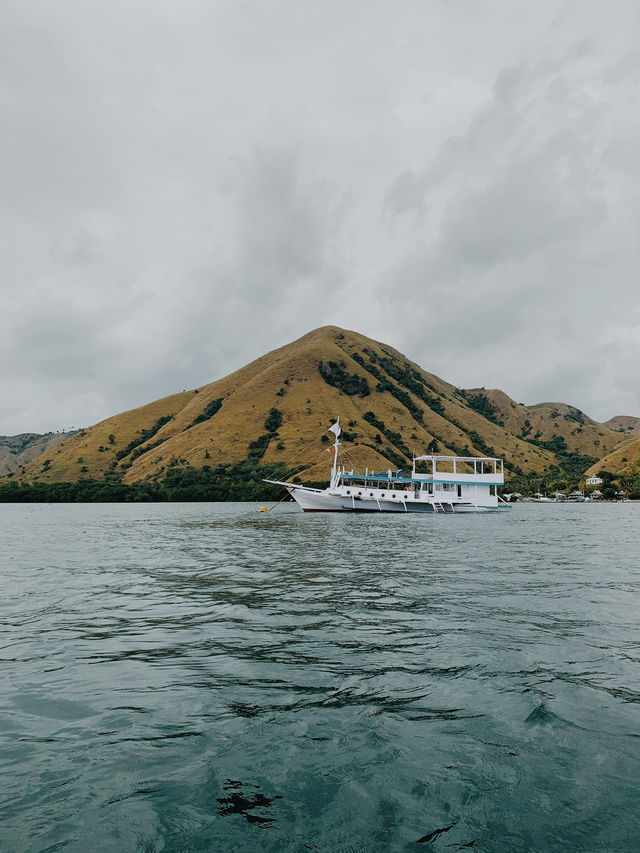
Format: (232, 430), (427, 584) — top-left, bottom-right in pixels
(1, 502), (639, 853)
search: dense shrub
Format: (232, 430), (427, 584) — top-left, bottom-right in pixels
(461, 391), (504, 426)
(318, 361), (370, 397)
(247, 408), (284, 461)
(362, 411), (412, 459)
(115, 416), (173, 460)
(190, 398), (223, 427)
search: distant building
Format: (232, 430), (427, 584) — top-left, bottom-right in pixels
(585, 475), (603, 486)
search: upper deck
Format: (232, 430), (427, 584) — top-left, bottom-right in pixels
(340, 455), (504, 486)
(413, 454), (504, 485)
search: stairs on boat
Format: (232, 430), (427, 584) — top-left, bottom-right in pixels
(432, 501), (454, 513)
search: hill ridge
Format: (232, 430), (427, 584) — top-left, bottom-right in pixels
(4, 326), (635, 491)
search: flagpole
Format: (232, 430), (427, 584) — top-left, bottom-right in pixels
(329, 418), (341, 488)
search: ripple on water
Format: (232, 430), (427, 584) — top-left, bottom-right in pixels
(0, 502), (639, 852)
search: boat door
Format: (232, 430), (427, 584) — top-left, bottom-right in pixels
(414, 483), (420, 499)
(457, 485), (462, 498)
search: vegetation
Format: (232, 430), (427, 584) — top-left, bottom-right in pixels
(0, 461), (308, 503)
(563, 407), (586, 425)
(360, 442), (407, 471)
(247, 408), (283, 461)
(115, 416), (173, 461)
(5, 325), (635, 493)
(522, 433), (598, 479)
(264, 407), (283, 432)
(459, 390), (504, 426)
(520, 419), (532, 438)
(370, 352), (446, 416)
(189, 397), (223, 428)
(353, 351), (447, 419)
(362, 411), (412, 459)
(318, 361), (370, 397)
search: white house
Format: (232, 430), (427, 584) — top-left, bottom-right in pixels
(585, 475), (603, 486)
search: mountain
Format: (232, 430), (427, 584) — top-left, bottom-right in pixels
(602, 415), (640, 436)
(465, 392), (621, 460)
(586, 416), (640, 477)
(585, 436), (640, 478)
(0, 432), (73, 477)
(5, 326), (635, 490)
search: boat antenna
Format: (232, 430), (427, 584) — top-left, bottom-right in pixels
(328, 418), (341, 488)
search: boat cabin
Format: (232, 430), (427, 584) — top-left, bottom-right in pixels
(335, 455), (504, 508)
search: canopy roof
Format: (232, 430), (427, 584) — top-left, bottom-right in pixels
(413, 454), (500, 463)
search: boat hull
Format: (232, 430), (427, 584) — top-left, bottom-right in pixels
(286, 485), (503, 513)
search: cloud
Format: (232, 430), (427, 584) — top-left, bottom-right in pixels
(0, 0), (638, 432)
(374, 9), (640, 419)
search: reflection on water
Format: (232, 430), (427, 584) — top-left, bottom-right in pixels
(1, 502), (639, 852)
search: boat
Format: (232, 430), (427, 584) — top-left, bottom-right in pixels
(266, 419), (508, 513)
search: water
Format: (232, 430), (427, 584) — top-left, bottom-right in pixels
(1, 502), (639, 852)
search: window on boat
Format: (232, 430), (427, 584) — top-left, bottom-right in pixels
(369, 492), (373, 497)
(358, 491), (362, 496)
(346, 490), (351, 495)
(381, 493), (385, 497)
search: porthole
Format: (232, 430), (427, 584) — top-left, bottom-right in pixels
(358, 491), (362, 496)
(369, 492), (373, 497)
(381, 493), (385, 497)
(392, 494), (396, 498)
(346, 490), (351, 495)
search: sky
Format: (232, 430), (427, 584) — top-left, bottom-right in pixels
(2, 0), (639, 434)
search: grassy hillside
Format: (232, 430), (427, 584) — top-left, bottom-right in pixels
(603, 415), (640, 436)
(0, 432), (73, 476)
(7, 326), (635, 493)
(471, 391), (622, 459)
(585, 436), (640, 478)
(13, 392), (197, 484)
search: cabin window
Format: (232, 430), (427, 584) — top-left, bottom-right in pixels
(369, 492), (373, 497)
(457, 485), (462, 498)
(358, 491), (362, 496)
(392, 494), (396, 498)
(381, 493), (385, 497)
(346, 490), (350, 495)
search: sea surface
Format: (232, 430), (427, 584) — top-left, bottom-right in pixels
(1, 502), (639, 852)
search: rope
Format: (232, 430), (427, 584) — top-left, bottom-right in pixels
(262, 444), (335, 514)
(264, 490), (295, 514)
(263, 428), (334, 483)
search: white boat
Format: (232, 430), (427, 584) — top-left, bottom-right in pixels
(266, 419), (508, 513)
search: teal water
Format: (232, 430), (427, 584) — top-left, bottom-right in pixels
(1, 502), (639, 852)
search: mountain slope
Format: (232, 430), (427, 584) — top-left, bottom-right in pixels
(585, 436), (640, 478)
(0, 432), (72, 477)
(10, 326), (633, 488)
(15, 391), (197, 484)
(469, 391), (622, 459)
(602, 415), (640, 436)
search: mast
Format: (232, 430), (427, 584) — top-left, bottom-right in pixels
(328, 418), (341, 488)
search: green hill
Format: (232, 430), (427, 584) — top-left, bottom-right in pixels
(3, 326), (635, 498)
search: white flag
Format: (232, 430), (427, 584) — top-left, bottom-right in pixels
(328, 419), (341, 437)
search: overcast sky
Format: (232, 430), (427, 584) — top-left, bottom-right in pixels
(2, 0), (639, 434)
